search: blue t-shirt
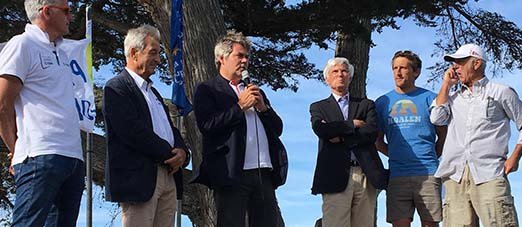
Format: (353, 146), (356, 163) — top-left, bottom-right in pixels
(375, 87), (439, 178)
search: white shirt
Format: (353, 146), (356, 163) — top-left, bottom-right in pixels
(0, 24), (83, 165)
(430, 77), (522, 184)
(126, 68), (175, 147)
(229, 81), (272, 170)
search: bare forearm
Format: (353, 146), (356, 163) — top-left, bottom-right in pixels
(0, 76), (21, 152)
(435, 126), (447, 157)
(0, 107), (17, 152)
(509, 144), (522, 162)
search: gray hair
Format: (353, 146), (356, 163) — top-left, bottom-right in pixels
(214, 30), (252, 69)
(124, 25), (161, 59)
(24, 0), (63, 22)
(323, 57), (354, 80)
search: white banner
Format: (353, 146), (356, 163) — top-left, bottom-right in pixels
(61, 38), (96, 132)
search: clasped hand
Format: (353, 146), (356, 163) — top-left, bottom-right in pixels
(237, 84), (267, 112)
(164, 148), (186, 175)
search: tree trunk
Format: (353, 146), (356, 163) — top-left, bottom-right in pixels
(137, 0), (226, 226)
(335, 18), (372, 98)
(181, 0), (226, 226)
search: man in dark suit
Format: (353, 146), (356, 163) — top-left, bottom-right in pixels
(103, 25), (189, 227)
(192, 30), (288, 227)
(310, 57), (388, 227)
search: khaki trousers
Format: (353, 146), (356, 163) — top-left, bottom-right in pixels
(321, 166), (378, 227)
(442, 165), (518, 227)
(121, 167), (177, 227)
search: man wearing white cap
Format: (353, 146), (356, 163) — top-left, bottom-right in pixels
(430, 43), (522, 226)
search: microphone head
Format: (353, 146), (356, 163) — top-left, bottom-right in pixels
(241, 70), (250, 84)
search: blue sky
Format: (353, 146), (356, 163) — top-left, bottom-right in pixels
(77, 1), (522, 226)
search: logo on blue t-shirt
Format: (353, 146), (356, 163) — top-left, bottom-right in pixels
(388, 99), (421, 127)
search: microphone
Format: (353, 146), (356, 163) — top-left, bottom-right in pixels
(241, 70), (251, 85)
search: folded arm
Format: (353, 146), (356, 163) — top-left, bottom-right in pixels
(310, 103), (355, 140)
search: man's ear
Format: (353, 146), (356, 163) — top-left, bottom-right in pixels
(473, 59), (482, 70)
(40, 6), (51, 20)
(130, 48), (138, 61)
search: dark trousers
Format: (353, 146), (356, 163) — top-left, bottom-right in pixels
(214, 168), (280, 227)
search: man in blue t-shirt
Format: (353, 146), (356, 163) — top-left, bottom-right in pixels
(375, 50), (447, 227)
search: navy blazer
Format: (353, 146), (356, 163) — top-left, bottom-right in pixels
(103, 69), (189, 202)
(191, 75), (288, 189)
(310, 95), (388, 195)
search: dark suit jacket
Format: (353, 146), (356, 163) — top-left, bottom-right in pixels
(103, 69), (189, 202)
(191, 75), (288, 189)
(310, 95), (388, 195)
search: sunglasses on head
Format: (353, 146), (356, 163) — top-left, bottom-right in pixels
(40, 5), (72, 15)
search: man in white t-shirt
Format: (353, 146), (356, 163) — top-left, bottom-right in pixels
(0, 0), (84, 226)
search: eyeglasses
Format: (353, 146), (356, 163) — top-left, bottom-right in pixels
(40, 5), (72, 15)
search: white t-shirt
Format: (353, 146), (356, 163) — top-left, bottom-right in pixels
(0, 24), (83, 165)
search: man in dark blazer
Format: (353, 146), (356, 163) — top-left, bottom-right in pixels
(103, 25), (189, 227)
(192, 30), (288, 227)
(310, 57), (388, 227)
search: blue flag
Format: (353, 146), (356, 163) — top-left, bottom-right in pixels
(170, 0), (192, 116)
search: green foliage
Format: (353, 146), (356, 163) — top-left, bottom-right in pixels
(427, 2), (522, 82)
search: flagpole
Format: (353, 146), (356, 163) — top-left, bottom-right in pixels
(176, 118), (182, 227)
(171, 0), (191, 226)
(85, 5), (93, 227)
(86, 132), (93, 227)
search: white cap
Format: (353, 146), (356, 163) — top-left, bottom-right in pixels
(444, 43), (487, 62)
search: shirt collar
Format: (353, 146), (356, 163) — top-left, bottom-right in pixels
(462, 76), (488, 95)
(126, 67), (152, 91)
(229, 79), (244, 87)
(25, 23), (63, 46)
(332, 93), (349, 102)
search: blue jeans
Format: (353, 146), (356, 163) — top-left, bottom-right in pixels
(12, 154), (85, 227)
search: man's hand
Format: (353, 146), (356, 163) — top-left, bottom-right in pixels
(505, 144), (522, 175)
(237, 85), (260, 111)
(329, 137), (342, 143)
(164, 148), (187, 175)
(249, 85), (268, 112)
(504, 156), (519, 175)
(442, 67), (459, 87)
(353, 119), (366, 128)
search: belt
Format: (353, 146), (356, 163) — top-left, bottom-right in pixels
(349, 160), (359, 167)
